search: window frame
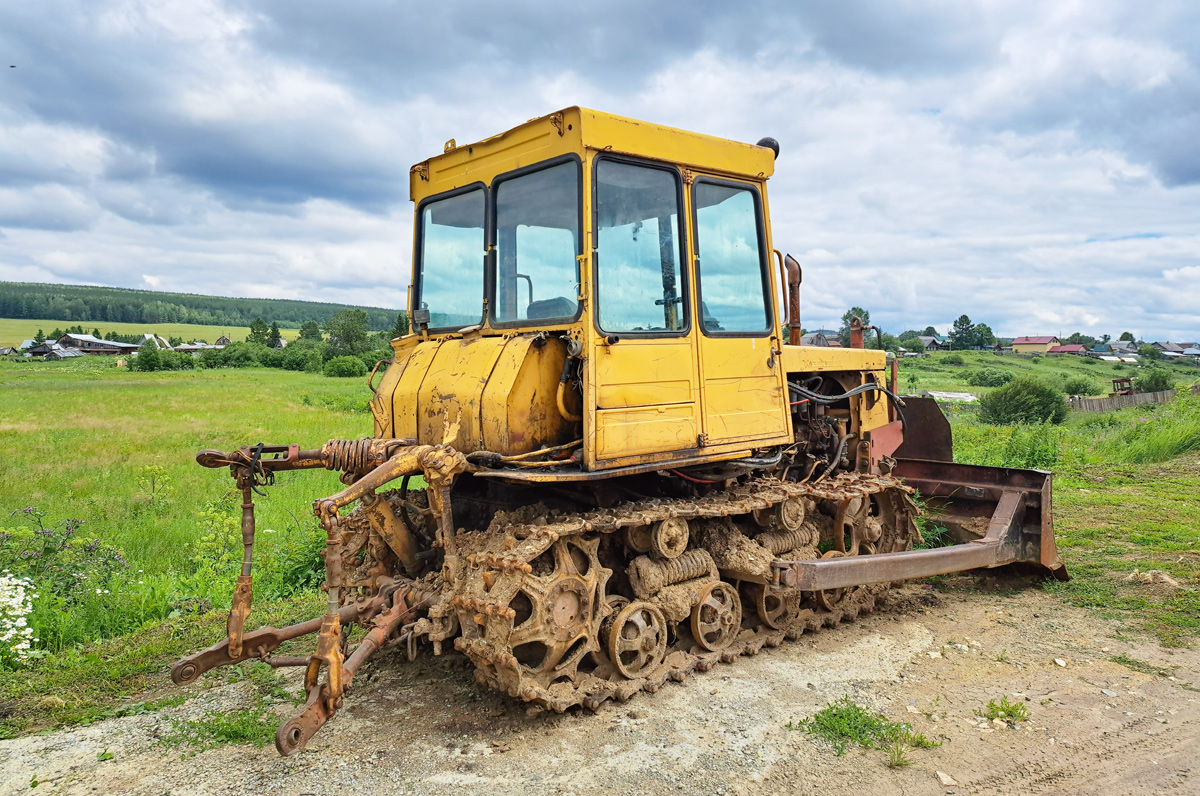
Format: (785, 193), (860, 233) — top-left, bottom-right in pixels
(591, 154), (691, 339)
(690, 176), (774, 339)
(413, 180), (489, 333)
(486, 154), (585, 329)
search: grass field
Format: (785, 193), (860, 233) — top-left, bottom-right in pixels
(0, 355), (1197, 738)
(0, 318), (301, 348)
(897, 349), (1200, 396)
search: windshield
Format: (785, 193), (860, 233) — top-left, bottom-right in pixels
(493, 161), (580, 323)
(417, 188), (485, 329)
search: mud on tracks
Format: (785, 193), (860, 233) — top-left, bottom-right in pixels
(2, 583), (1197, 796)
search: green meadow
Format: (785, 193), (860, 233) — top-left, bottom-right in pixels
(0, 353), (1196, 737)
(896, 348), (1200, 396)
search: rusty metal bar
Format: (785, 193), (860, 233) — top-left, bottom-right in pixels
(775, 490), (1027, 590)
(171, 596), (388, 685)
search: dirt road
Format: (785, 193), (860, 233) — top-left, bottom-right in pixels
(3, 581), (1196, 795)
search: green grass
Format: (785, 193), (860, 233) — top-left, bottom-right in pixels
(0, 593), (321, 737)
(0, 358), (370, 575)
(788, 696), (939, 756)
(1108, 654), (1179, 678)
(899, 350), (1199, 397)
(0, 317), (300, 348)
(974, 696), (1028, 723)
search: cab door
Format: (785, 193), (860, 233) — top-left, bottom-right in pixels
(587, 157), (702, 466)
(691, 178), (790, 447)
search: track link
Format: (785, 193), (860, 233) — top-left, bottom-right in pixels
(448, 473), (915, 713)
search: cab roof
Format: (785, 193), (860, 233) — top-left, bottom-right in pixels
(410, 107), (776, 203)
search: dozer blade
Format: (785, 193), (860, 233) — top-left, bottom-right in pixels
(774, 458), (1067, 590)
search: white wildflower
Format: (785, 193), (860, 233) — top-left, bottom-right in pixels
(0, 573), (36, 666)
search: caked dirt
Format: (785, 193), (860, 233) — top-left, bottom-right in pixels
(2, 579), (1197, 796)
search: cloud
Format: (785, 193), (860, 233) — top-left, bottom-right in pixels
(0, 0), (1197, 340)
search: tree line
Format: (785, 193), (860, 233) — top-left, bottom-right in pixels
(0, 281), (400, 330)
(830, 308), (1148, 354)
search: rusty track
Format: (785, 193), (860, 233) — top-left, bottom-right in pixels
(447, 472), (915, 714)
(176, 438), (1064, 755)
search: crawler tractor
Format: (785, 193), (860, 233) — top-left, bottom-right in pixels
(174, 108), (1067, 755)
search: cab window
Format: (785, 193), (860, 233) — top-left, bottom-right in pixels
(692, 181), (770, 334)
(416, 187), (485, 329)
(594, 159), (686, 334)
(492, 161), (581, 324)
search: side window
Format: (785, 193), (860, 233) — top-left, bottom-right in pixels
(417, 188), (486, 329)
(594, 160), (686, 333)
(493, 161), (580, 324)
(693, 182), (770, 334)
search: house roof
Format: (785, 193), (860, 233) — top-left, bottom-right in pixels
(1048, 344), (1088, 353)
(1153, 341), (1183, 352)
(1012, 336), (1060, 345)
(59, 333), (140, 349)
(799, 332), (829, 346)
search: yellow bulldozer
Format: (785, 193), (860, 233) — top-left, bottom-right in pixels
(174, 108), (1066, 755)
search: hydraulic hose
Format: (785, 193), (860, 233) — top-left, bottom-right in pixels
(815, 432), (856, 483)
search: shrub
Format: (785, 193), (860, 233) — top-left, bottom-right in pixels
(258, 347), (284, 369)
(966, 368), (1014, 387)
(979, 377), (1068, 425)
(942, 353), (964, 365)
(360, 349), (392, 371)
(1079, 357), (1097, 365)
(1062, 376), (1099, 396)
(1135, 368), (1175, 393)
(324, 356), (367, 378)
(132, 340), (161, 372)
(282, 338), (321, 371)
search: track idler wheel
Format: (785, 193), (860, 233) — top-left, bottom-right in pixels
(608, 601), (668, 679)
(691, 581), (742, 651)
(749, 583), (803, 631)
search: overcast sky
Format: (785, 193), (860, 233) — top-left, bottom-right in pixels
(2, 0), (1198, 340)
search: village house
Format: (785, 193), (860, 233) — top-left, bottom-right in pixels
(918, 335), (948, 351)
(799, 331), (831, 347)
(1048, 344), (1088, 356)
(1011, 335), (1060, 354)
(56, 333), (141, 355)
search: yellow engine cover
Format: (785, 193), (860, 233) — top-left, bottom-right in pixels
(370, 333), (578, 455)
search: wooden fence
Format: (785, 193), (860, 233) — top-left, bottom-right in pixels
(1070, 385), (1197, 412)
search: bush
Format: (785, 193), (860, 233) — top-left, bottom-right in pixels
(941, 353), (964, 365)
(282, 338), (321, 371)
(360, 349), (392, 372)
(1061, 376), (1099, 396)
(258, 347), (285, 369)
(1135, 368), (1175, 393)
(979, 377), (1068, 425)
(966, 368), (1013, 387)
(131, 340), (161, 372)
(1079, 357), (1097, 365)
(324, 356), (367, 378)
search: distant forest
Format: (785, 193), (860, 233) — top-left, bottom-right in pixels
(0, 282), (402, 330)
